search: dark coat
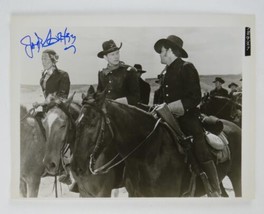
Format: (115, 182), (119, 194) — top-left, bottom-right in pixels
(97, 63), (140, 106)
(139, 78), (150, 105)
(210, 87), (229, 97)
(40, 67), (70, 99)
(159, 58), (201, 112)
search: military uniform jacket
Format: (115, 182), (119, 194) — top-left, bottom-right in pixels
(40, 67), (70, 99)
(139, 78), (151, 105)
(160, 58), (201, 112)
(97, 63), (140, 106)
(210, 87), (229, 97)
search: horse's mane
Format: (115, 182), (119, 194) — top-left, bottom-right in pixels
(45, 99), (81, 121)
(106, 99), (155, 121)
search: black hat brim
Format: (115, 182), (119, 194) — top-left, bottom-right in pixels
(154, 39), (188, 58)
(97, 43), (122, 58)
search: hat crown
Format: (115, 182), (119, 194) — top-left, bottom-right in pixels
(102, 40), (118, 51)
(167, 35), (184, 48)
(134, 64), (142, 70)
(213, 77), (225, 83)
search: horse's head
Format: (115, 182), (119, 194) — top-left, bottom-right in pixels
(42, 94), (75, 175)
(71, 86), (112, 176)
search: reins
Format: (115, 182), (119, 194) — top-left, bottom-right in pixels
(79, 101), (162, 175)
(20, 107), (36, 122)
(89, 118), (162, 175)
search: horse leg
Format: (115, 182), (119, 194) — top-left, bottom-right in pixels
(27, 176), (41, 197)
(19, 178), (27, 197)
(227, 170), (242, 197)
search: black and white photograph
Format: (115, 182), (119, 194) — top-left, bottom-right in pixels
(10, 14), (255, 201)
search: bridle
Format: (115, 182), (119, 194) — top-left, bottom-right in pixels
(45, 102), (76, 175)
(76, 100), (161, 175)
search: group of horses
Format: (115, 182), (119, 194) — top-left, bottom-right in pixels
(20, 86), (242, 198)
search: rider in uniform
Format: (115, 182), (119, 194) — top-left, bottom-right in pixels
(210, 77), (229, 97)
(154, 35), (221, 196)
(97, 40), (140, 106)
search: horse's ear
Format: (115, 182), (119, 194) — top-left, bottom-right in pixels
(65, 92), (76, 108)
(82, 93), (86, 100)
(87, 85), (95, 96)
(94, 88), (107, 107)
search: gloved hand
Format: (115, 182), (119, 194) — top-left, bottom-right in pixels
(32, 102), (40, 108)
(115, 97), (128, 105)
(167, 100), (185, 117)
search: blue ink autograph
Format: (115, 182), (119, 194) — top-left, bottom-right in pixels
(20, 27), (77, 58)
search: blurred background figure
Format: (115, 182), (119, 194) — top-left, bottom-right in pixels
(134, 64), (150, 105)
(210, 77), (228, 97)
(228, 82), (239, 98)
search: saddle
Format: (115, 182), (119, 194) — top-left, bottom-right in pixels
(154, 103), (230, 164)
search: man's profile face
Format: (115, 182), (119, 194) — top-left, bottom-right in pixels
(104, 50), (120, 66)
(160, 46), (169, 65)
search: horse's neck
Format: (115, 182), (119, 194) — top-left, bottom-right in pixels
(106, 102), (156, 142)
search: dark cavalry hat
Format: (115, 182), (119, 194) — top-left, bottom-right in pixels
(97, 40), (122, 58)
(154, 35), (188, 58)
(213, 77), (225, 84)
(134, 64), (146, 73)
(228, 82), (238, 88)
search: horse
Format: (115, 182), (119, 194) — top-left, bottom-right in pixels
(70, 87), (124, 197)
(41, 94), (123, 197)
(200, 94), (242, 127)
(76, 88), (242, 197)
(20, 105), (46, 197)
(42, 94), (79, 176)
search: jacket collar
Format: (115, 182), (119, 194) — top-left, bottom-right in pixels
(102, 61), (125, 75)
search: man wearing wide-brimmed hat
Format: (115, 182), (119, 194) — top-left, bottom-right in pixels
(228, 82), (239, 97)
(210, 77), (228, 97)
(154, 35), (221, 197)
(97, 40), (140, 106)
(134, 64), (150, 105)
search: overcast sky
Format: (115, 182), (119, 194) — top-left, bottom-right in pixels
(19, 27), (243, 85)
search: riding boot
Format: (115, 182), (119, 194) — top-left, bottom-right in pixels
(200, 160), (221, 197)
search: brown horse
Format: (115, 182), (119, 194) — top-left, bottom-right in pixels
(42, 94), (123, 197)
(42, 95), (80, 176)
(76, 88), (242, 197)
(20, 105), (45, 197)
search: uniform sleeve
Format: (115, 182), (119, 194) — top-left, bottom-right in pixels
(181, 63), (201, 110)
(58, 72), (70, 99)
(126, 68), (140, 106)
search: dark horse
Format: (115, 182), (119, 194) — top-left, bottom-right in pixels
(20, 105), (45, 197)
(76, 88), (241, 197)
(200, 94), (242, 127)
(42, 94), (123, 197)
(71, 88), (124, 197)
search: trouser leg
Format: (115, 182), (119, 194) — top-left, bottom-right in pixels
(178, 113), (221, 196)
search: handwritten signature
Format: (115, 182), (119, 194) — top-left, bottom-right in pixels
(20, 27), (77, 58)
